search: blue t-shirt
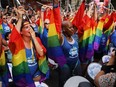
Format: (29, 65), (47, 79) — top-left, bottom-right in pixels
(25, 48), (40, 77)
(61, 35), (79, 66)
(2, 23), (11, 39)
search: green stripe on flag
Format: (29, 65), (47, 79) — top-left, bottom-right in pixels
(12, 61), (29, 76)
(48, 35), (60, 47)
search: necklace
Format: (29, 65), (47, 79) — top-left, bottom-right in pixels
(30, 41), (34, 61)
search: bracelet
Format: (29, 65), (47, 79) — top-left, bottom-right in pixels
(101, 65), (115, 74)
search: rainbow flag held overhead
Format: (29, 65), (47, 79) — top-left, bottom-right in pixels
(47, 7), (66, 67)
(104, 13), (114, 37)
(72, 0), (85, 38)
(94, 19), (104, 51)
(79, 15), (96, 62)
(9, 27), (49, 87)
(38, 19), (43, 34)
(0, 49), (9, 87)
(103, 13), (114, 51)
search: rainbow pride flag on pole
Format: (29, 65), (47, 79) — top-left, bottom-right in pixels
(103, 13), (115, 51)
(38, 19), (43, 34)
(94, 19), (104, 51)
(9, 27), (49, 87)
(79, 15), (96, 62)
(72, 0), (85, 38)
(47, 7), (66, 67)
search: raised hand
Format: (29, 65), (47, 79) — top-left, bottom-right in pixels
(53, 0), (59, 5)
(16, 6), (25, 18)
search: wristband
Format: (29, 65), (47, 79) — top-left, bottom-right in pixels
(101, 65), (115, 74)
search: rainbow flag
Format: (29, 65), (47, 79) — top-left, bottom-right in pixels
(72, 0), (85, 38)
(38, 19), (49, 77)
(94, 19), (104, 51)
(0, 49), (9, 87)
(38, 19), (43, 34)
(72, 0), (85, 31)
(103, 13), (114, 51)
(9, 27), (49, 87)
(0, 24), (3, 34)
(79, 15), (96, 62)
(104, 13), (114, 37)
(47, 7), (66, 67)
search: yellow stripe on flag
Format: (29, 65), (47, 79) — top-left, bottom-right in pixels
(12, 49), (27, 66)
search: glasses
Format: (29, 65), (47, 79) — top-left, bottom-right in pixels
(3, 18), (7, 19)
(44, 23), (50, 24)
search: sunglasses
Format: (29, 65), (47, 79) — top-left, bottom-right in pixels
(44, 23), (50, 24)
(3, 18), (7, 19)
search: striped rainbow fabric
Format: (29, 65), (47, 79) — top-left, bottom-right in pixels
(47, 7), (66, 67)
(103, 13), (114, 51)
(79, 15), (96, 62)
(0, 24), (3, 34)
(104, 23), (114, 51)
(38, 19), (50, 77)
(9, 27), (49, 87)
(94, 19), (104, 51)
(38, 19), (43, 34)
(0, 49), (9, 87)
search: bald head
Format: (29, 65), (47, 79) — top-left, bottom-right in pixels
(61, 21), (74, 37)
(62, 21), (71, 30)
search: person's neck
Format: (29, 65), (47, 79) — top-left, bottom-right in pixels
(3, 22), (7, 25)
(22, 36), (31, 43)
(64, 33), (71, 38)
(64, 33), (73, 42)
(22, 36), (32, 49)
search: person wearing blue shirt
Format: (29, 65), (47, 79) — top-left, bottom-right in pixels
(1, 15), (11, 39)
(59, 21), (82, 87)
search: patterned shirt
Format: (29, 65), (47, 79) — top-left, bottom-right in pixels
(98, 72), (116, 87)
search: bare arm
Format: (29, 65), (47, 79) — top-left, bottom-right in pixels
(3, 6), (9, 15)
(15, 6), (25, 33)
(93, 3), (97, 21)
(94, 51), (116, 87)
(29, 27), (44, 56)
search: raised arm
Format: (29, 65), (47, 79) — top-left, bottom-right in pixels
(15, 6), (25, 33)
(29, 26), (45, 57)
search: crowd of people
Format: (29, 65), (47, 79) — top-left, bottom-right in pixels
(0, 0), (116, 87)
